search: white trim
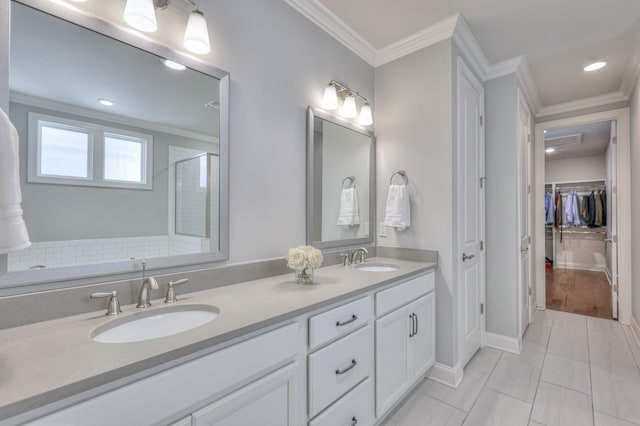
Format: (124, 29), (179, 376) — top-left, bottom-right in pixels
(604, 267), (612, 286)
(376, 14), (458, 67)
(11, 92), (217, 144)
(486, 56), (523, 80)
(451, 15), (491, 82)
(553, 264), (606, 273)
(620, 28), (640, 97)
(485, 56), (541, 114)
(282, 0), (376, 65)
(631, 317), (640, 349)
(428, 362), (463, 388)
(537, 91), (628, 118)
(484, 332), (521, 354)
(534, 108), (632, 326)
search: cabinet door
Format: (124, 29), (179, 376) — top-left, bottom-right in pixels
(375, 306), (410, 418)
(408, 293), (435, 383)
(193, 363), (297, 426)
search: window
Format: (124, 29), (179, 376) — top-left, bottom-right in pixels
(28, 113), (152, 189)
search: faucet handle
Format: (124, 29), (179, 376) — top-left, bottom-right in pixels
(340, 253), (350, 266)
(91, 291), (122, 316)
(165, 278), (189, 303)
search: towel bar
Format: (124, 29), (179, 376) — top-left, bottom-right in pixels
(342, 176), (356, 188)
(390, 170), (408, 185)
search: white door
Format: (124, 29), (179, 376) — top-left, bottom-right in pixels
(518, 93), (532, 335)
(456, 58), (485, 367)
(375, 308), (409, 417)
(608, 120), (619, 319)
(407, 293), (435, 382)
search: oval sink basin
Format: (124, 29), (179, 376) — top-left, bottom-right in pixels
(92, 304), (219, 344)
(354, 263), (399, 272)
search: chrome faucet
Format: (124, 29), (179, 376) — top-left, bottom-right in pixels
(351, 247), (368, 264)
(136, 260), (158, 308)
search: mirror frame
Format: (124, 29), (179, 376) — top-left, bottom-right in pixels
(306, 106), (375, 250)
(0, 0), (230, 295)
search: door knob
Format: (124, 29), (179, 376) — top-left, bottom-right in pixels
(462, 253), (475, 262)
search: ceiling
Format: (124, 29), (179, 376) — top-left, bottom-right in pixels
(9, 2), (220, 138)
(544, 121), (611, 159)
(315, 0), (640, 108)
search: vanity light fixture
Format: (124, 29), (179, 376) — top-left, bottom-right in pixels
(98, 98), (115, 106)
(321, 80), (373, 126)
(162, 59), (187, 70)
(584, 61), (606, 72)
(123, 0), (211, 55)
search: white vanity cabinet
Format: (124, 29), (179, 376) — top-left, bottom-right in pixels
(375, 272), (435, 418)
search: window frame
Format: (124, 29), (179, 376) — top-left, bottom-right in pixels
(27, 112), (153, 190)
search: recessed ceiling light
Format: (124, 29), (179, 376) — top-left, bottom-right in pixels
(162, 59), (187, 71)
(584, 62), (607, 72)
(98, 98), (115, 106)
(545, 148), (555, 153)
(543, 130), (547, 134)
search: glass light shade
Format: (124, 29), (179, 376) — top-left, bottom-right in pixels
(123, 0), (157, 33)
(184, 11), (211, 55)
(358, 103), (373, 125)
(583, 61), (606, 72)
(342, 94), (357, 118)
(322, 85), (338, 110)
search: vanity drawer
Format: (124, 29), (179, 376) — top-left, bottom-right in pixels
(309, 377), (374, 426)
(375, 272), (434, 317)
(309, 296), (372, 350)
(308, 325), (373, 418)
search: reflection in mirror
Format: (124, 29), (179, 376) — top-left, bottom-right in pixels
(5, 1), (228, 282)
(307, 107), (375, 249)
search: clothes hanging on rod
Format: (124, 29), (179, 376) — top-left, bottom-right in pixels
(565, 191), (582, 227)
(545, 192), (555, 225)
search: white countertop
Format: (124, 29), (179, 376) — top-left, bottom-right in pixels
(0, 257), (435, 422)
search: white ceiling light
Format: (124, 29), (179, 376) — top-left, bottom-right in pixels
(322, 84), (338, 110)
(545, 148), (555, 153)
(321, 80), (372, 125)
(98, 98), (115, 106)
(358, 103), (373, 126)
(162, 59), (187, 71)
(123, 0), (157, 33)
(342, 94), (357, 118)
(123, 0), (211, 55)
(583, 61), (607, 72)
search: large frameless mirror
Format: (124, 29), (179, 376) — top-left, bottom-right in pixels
(1, 0), (229, 291)
(306, 107), (375, 249)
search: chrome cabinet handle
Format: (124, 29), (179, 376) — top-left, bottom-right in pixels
(335, 359), (357, 375)
(415, 313), (419, 336)
(336, 314), (358, 327)
(462, 253), (475, 262)
(351, 416), (358, 426)
(409, 314), (414, 337)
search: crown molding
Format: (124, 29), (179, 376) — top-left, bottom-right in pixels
(451, 14), (491, 80)
(537, 91), (628, 118)
(486, 56), (523, 81)
(376, 14), (459, 67)
(282, 0), (377, 66)
(515, 57), (542, 114)
(620, 25), (640, 97)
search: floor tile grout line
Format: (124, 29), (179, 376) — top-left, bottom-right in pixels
(527, 314), (554, 425)
(459, 349), (505, 424)
(586, 313), (596, 426)
(621, 324), (640, 374)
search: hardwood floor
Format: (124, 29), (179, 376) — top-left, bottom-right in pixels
(545, 268), (613, 319)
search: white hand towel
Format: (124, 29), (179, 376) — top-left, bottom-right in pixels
(0, 107), (31, 254)
(383, 184), (410, 228)
(337, 187), (360, 226)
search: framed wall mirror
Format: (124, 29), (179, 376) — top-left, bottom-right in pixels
(306, 107), (375, 249)
(0, 0), (229, 292)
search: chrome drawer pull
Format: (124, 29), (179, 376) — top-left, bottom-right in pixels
(336, 314), (358, 327)
(335, 359), (357, 375)
(351, 416), (358, 425)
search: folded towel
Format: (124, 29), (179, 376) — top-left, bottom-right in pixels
(0, 107), (31, 254)
(383, 184), (410, 228)
(337, 187), (360, 226)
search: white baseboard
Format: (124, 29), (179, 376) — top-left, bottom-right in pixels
(428, 362), (463, 388)
(484, 331), (521, 354)
(631, 317), (640, 349)
(604, 268), (612, 286)
(555, 263), (606, 273)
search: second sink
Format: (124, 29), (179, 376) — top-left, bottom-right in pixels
(92, 304), (219, 344)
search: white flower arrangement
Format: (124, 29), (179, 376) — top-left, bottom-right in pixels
(287, 245), (323, 284)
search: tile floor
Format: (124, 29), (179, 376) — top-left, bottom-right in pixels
(382, 309), (640, 426)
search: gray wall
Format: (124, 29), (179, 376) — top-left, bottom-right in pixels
(375, 40), (456, 366)
(545, 154), (606, 183)
(10, 101), (216, 241)
(484, 74), (520, 338)
(630, 74), (640, 324)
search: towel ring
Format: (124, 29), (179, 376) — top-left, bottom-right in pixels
(390, 170), (408, 185)
(342, 176), (356, 189)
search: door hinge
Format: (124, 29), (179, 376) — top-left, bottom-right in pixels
(528, 134), (531, 142)
(612, 136), (618, 145)
(528, 184), (531, 194)
(480, 115), (484, 126)
(613, 235), (618, 243)
(480, 177), (486, 188)
(480, 241), (484, 251)
(528, 287), (532, 296)
(613, 284), (618, 293)
(528, 236), (532, 244)
(480, 303), (484, 315)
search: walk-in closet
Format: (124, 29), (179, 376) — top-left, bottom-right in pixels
(543, 121), (617, 319)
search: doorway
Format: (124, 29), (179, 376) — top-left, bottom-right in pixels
(534, 108), (631, 325)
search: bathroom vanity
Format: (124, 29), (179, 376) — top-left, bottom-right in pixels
(0, 259), (435, 425)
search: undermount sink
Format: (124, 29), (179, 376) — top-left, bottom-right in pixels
(354, 263), (399, 272)
(92, 304), (219, 344)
